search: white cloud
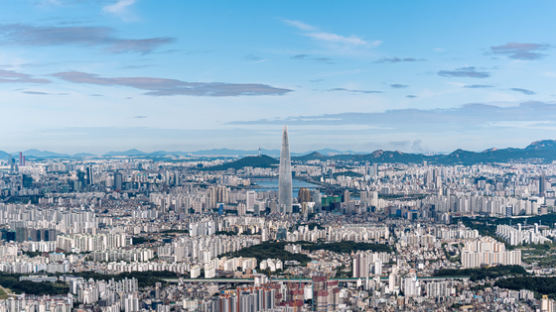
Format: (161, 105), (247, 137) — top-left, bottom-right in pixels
(305, 32), (367, 46)
(283, 19), (375, 47)
(103, 0), (136, 15)
(282, 19), (316, 31)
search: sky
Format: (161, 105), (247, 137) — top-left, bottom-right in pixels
(1, 0), (556, 154)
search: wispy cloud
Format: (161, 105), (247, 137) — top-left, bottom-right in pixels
(375, 57), (425, 63)
(120, 64), (152, 70)
(21, 91), (50, 95)
(22, 90), (49, 95)
(103, 0), (137, 21)
(0, 69), (49, 83)
(103, 0), (136, 14)
(282, 19), (316, 31)
(305, 32), (368, 46)
(327, 87), (382, 94)
(52, 71), (292, 96)
(487, 120), (554, 130)
(390, 84), (408, 89)
(464, 84), (494, 88)
(283, 19), (373, 47)
(510, 87), (535, 95)
(109, 38), (173, 53)
(244, 54), (265, 63)
(230, 102), (556, 132)
(21, 90), (67, 95)
(438, 66), (490, 78)
(491, 42), (549, 60)
(0, 24), (173, 54)
(291, 54), (333, 64)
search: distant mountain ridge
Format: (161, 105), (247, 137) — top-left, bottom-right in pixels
(24, 149), (70, 158)
(202, 154), (279, 170)
(190, 148), (347, 157)
(103, 149), (148, 157)
(293, 139), (556, 165)
(0, 148), (347, 160)
(191, 148), (280, 157)
(2, 139), (556, 164)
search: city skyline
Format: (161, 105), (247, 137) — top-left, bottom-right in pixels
(0, 1), (556, 153)
(3, 2), (556, 311)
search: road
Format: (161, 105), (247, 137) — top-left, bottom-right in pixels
(163, 276), (469, 284)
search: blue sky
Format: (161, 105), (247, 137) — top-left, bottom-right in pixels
(1, 0), (556, 154)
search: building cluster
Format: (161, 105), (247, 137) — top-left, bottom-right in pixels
(496, 223), (552, 246)
(0, 135), (556, 311)
(461, 237), (522, 268)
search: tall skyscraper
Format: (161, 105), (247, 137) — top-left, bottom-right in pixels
(113, 171), (123, 192)
(278, 126), (292, 213)
(539, 174), (546, 196)
(86, 166), (94, 185)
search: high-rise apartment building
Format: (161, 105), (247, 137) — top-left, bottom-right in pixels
(246, 190), (256, 211)
(298, 187), (311, 204)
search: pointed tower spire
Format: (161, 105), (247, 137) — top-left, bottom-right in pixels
(278, 126), (293, 213)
